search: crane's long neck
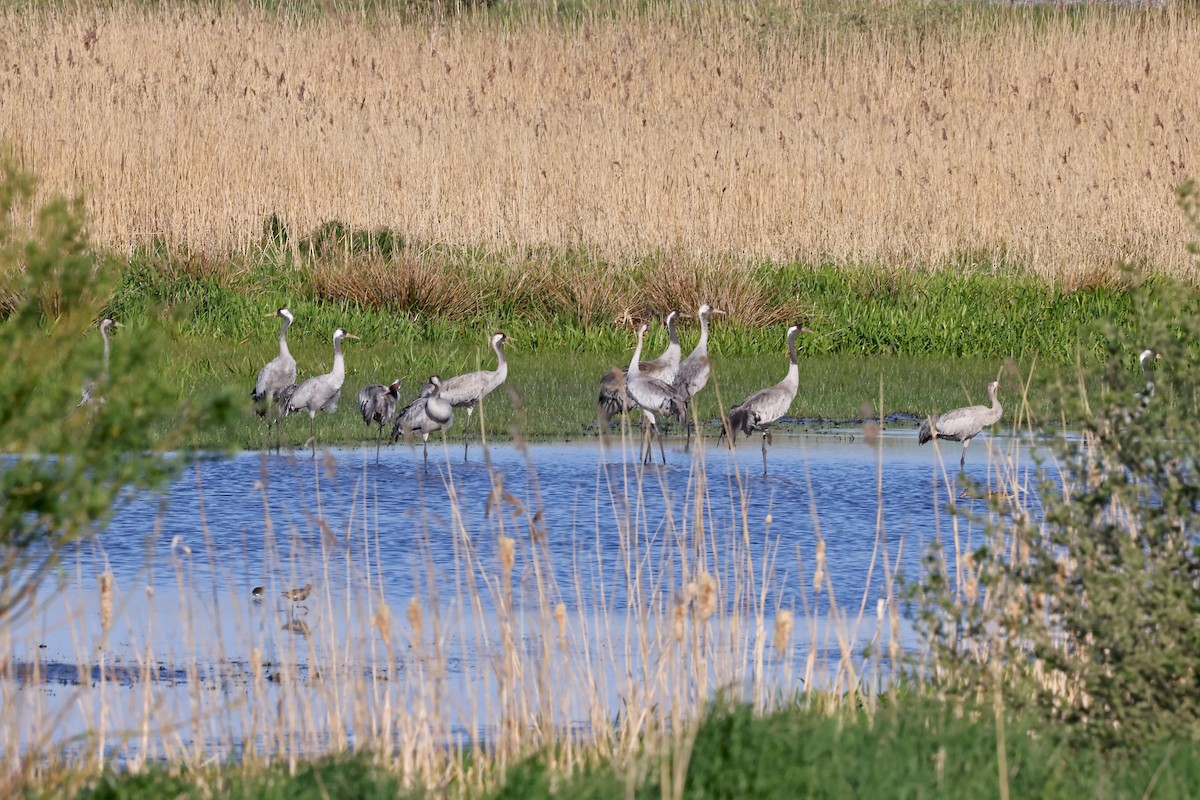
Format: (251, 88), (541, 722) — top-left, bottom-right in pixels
(696, 312), (710, 355)
(492, 339), (508, 381)
(987, 384), (1003, 423)
(331, 336), (345, 382)
(629, 330), (646, 376)
(100, 328), (111, 379)
(780, 329), (799, 390)
(278, 317), (292, 360)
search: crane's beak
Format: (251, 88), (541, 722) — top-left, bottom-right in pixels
(265, 310), (280, 318)
(343, 333), (360, 341)
(711, 309), (727, 316)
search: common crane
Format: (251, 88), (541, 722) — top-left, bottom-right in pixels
(392, 375), (455, 471)
(284, 327), (359, 458)
(252, 308), (296, 452)
(918, 380), (1002, 471)
(358, 378), (401, 462)
(627, 323), (688, 465)
(79, 318), (117, 408)
(438, 332), (508, 461)
(597, 310), (681, 428)
(673, 304), (724, 447)
(722, 324), (807, 476)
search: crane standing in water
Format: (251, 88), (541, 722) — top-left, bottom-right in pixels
(284, 327), (359, 459)
(252, 308), (297, 452)
(392, 375), (455, 471)
(673, 304), (724, 448)
(438, 332), (509, 461)
(359, 379), (401, 463)
(597, 311), (680, 429)
(722, 324), (807, 476)
(626, 323), (688, 465)
(918, 380), (1003, 471)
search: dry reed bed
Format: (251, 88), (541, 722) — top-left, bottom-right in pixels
(1, 4), (1198, 287)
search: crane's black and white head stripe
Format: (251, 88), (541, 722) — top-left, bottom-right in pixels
(492, 332), (508, 346)
(266, 307), (293, 322)
(1139, 349), (1161, 368)
(333, 327), (359, 341)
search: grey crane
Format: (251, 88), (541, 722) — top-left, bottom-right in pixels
(673, 304), (725, 447)
(359, 378), (401, 463)
(918, 380), (1002, 471)
(597, 310), (681, 428)
(284, 327), (359, 458)
(627, 323), (688, 465)
(1136, 349), (1161, 410)
(252, 308), (297, 452)
(79, 317), (118, 408)
(438, 332), (509, 461)
(722, 324), (806, 476)
(392, 375), (455, 471)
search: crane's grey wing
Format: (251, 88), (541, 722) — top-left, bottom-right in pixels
(673, 354), (711, 399)
(255, 355), (296, 402)
(277, 383), (298, 413)
(917, 416), (935, 445)
(438, 371), (487, 407)
(927, 404), (987, 440)
(598, 367), (634, 423)
(359, 385), (383, 420)
(324, 388), (341, 414)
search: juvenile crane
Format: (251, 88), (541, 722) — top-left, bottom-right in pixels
(79, 317), (117, 408)
(358, 378), (401, 462)
(252, 308), (297, 452)
(918, 380), (1002, 471)
(285, 327), (359, 458)
(392, 375), (455, 471)
(722, 324), (807, 476)
(627, 323), (688, 465)
(439, 332), (509, 461)
(597, 310), (681, 428)
(673, 304), (725, 447)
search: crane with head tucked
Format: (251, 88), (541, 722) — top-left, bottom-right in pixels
(438, 332), (509, 461)
(597, 311), (680, 430)
(392, 375), (455, 471)
(721, 324), (807, 476)
(918, 380), (1002, 471)
(252, 308), (296, 451)
(79, 317), (118, 409)
(284, 327), (359, 458)
(627, 323), (688, 465)
(359, 378), (401, 463)
(673, 304), (724, 447)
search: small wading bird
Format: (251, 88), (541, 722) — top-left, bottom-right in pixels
(673, 304), (725, 447)
(918, 380), (1002, 471)
(358, 378), (401, 463)
(438, 332), (509, 461)
(79, 318), (118, 408)
(284, 327), (359, 459)
(282, 583), (313, 614)
(597, 311), (681, 429)
(626, 323), (688, 465)
(392, 375), (455, 472)
(1136, 348), (1162, 410)
(252, 308), (297, 452)
(721, 324), (807, 476)
(251, 586), (265, 602)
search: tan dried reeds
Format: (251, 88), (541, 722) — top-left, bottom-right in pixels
(0, 4), (1197, 287)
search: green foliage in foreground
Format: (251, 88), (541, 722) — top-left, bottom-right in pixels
(66, 697), (1200, 800)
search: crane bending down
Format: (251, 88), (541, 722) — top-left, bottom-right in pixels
(284, 327), (359, 459)
(359, 379), (401, 463)
(918, 380), (1002, 471)
(252, 308), (297, 452)
(392, 375), (455, 471)
(597, 311), (681, 429)
(721, 324), (806, 476)
(626, 323), (688, 465)
(673, 304), (724, 447)
(438, 332), (508, 461)
(79, 318), (118, 408)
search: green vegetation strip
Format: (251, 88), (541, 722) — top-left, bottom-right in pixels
(71, 697), (1200, 799)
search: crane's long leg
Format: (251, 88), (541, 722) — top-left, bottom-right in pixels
(463, 407), (475, 462)
(375, 425), (383, 464)
(310, 415), (317, 460)
(655, 423), (667, 464)
(422, 435), (430, 473)
(761, 430), (769, 476)
(960, 439), (969, 471)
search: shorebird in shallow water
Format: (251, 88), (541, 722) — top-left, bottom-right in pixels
(251, 586), (265, 602)
(281, 583), (313, 613)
